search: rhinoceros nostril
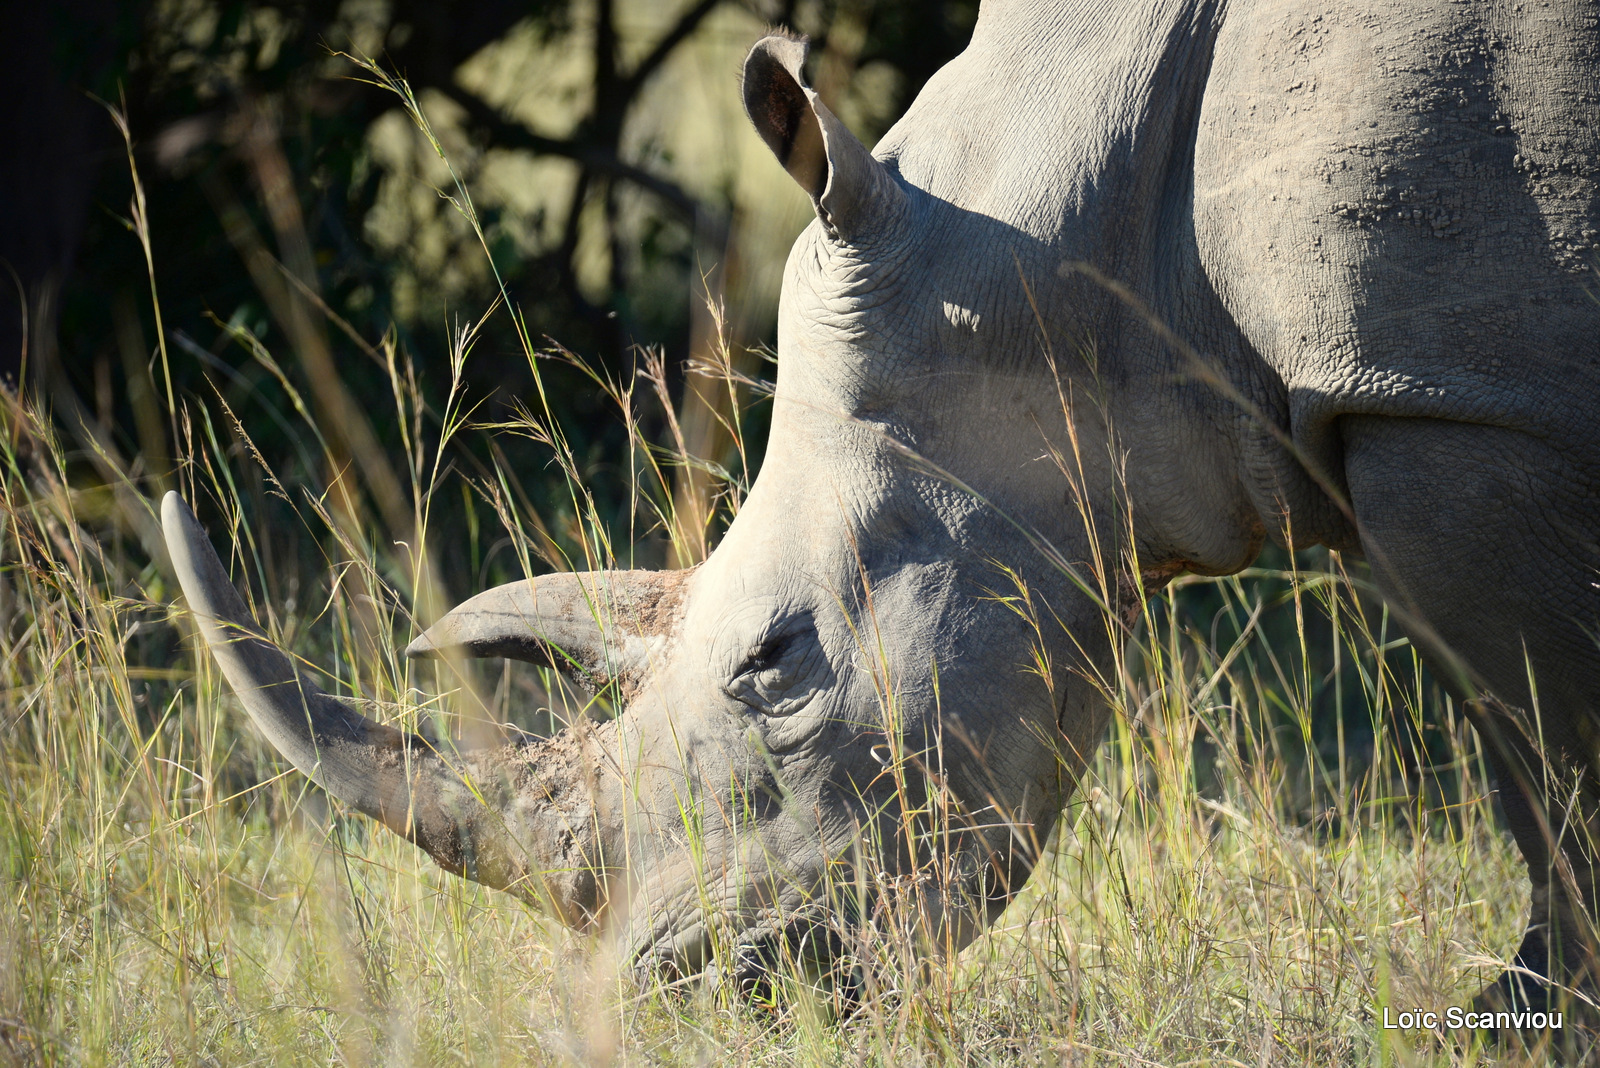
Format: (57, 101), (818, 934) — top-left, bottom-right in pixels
(631, 920), (716, 995)
(724, 921), (866, 1013)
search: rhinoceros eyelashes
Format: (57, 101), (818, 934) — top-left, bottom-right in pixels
(742, 635), (786, 675)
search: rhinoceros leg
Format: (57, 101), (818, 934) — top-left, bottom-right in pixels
(1340, 415), (1600, 1012)
(1468, 701), (1600, 1015)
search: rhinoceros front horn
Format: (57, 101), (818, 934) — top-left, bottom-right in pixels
(161, 492), (666, 924)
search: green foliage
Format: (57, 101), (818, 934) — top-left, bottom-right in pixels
(42, 0), (983, 603)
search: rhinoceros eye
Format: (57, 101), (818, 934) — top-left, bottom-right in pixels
(725, 629), (818, 717)
(740, 637), (785, 675)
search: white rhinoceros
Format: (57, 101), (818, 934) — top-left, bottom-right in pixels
(166, 0), (1600, 1009)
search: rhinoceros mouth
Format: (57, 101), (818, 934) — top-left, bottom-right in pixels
(628, 890), (871, 1003)
(715, 922), (868, 1006)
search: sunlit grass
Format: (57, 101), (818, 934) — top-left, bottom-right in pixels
(0, 366), (1546, 1065)
(0, 489), (1533, 1064)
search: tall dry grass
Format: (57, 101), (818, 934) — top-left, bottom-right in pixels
(0, 67), (1551, 1066)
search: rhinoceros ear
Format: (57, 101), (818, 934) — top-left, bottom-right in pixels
(406, 569), (689, 695)
(742, 33), (905, 242)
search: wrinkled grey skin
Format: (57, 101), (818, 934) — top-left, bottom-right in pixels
(168, 0), (1599, 1005)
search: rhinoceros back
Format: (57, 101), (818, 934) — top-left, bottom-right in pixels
(1194, 0), (1600, 476)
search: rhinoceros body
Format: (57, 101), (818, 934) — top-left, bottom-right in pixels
(167, 0), (1600, 1005)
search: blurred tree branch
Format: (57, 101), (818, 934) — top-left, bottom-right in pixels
(436, 85), (727, 249)
(622, 0), (725, 102)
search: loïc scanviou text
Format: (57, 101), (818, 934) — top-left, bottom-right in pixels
(1381, 1007), (1563, 1031)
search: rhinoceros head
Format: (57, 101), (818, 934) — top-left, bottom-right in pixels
(166, 34), (1131, 991)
